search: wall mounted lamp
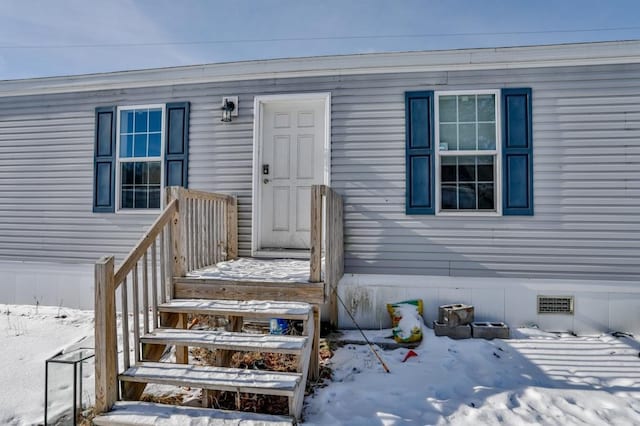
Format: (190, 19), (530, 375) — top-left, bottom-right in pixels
(221, 96), (238, 122)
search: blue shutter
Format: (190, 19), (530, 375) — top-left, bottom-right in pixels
(405, 91), (435, 215)
(93, 106), (116, 212)
(502, 88), (533, 215)
(165, 102), (190, 188)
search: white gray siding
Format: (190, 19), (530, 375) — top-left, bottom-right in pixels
(0, 63), (638, 281)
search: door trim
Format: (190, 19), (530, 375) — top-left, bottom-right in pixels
(251, 92), (331, 257)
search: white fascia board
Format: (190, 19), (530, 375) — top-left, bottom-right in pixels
(1, 40), (640, 98)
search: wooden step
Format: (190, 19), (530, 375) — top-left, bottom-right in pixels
(140, 328), (308, 355)
(158, 299), (312, 320)
(119, 362), (301, 397)
(93, 401), (294, 425)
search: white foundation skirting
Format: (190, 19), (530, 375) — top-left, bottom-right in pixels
(3, 260), (639, 334)
(337, 273), (640, 334)
(0, 260), (94, 310)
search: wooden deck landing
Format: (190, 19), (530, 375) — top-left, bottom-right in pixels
(177, 257), (326, 305)
(178, 257), (326, 304)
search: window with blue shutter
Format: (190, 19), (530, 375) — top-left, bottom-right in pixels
(405, 91), (435, 214)
(92, 101), (190, 213)
(406, 88), (533, 216)
(502, 88), (533, 215)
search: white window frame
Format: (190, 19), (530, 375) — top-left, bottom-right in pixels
(115, 104), (166, 213)
(434, 90), (502, 216)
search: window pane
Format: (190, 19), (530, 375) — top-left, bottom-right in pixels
(477, 156), (494, 181)
(134, 188), (148, 209)
(148, 133), (161, 157)
(439, 96), (457, 122)
(134, 134), (147, 157)
(458, 157), (475, 182)
(120, 135), (134, 158)
(134, 162), (148, 184)
(149, 109), (162, 132)
(441, 184), (457, 210)
(477, 95), (495, 122)
(148, 162), (161, 184)
(439, 124), (457, 151)
(441, 156), (456, 182)
(121, 162), (134, 185)
(120, 111), (134, 134)
(478, 123), (496, 150)
(459, 183), (476, 209)
(134, 110), (148, 133)
(121, 188), (134, 209)
(148, 186), (161, 209)
(458, 123), (476, 150)
(458, 95), (476, 122)
(478, 183), (495, 209)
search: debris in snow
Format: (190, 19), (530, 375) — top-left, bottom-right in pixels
(386, 300), (424, 343)
(401, 350), (418, 363)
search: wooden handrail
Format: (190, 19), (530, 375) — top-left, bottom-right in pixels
(113, 199), (178, 286)
(95, 186), (239, 414)
(177, 187), (235, 203)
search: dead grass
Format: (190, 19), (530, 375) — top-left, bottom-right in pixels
(139, 314), (335, 416)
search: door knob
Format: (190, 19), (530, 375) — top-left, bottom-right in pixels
(263, 178), (270, 184)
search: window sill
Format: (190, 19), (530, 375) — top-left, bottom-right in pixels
(115, 208), (163, 215)
(435, 211), (502, 217)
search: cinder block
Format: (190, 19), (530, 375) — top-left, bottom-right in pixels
(438, 304), (474, 326)
(433, 321), (471, 339)
(471, 322), (510, 339)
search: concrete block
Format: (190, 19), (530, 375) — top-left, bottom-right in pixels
(471, 322), (510, 339)
(438, 304), (474, 326)
(433, 321), (471, 339)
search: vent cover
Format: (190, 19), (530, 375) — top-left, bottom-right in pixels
(537, 295), (574, 314)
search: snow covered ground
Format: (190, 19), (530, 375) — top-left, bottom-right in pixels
(2, 304), (640, 425)
(187, 257), (315, 282)
(305, 329), (640, 425)
(0, 304), (94, 426)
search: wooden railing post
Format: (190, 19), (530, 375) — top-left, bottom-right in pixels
(226, 196), (238, 260)
(325, 189), (344, 329)
(310, 185), (324, 282)
(94, 256), (117, 413)
(167, 187), (187, 280)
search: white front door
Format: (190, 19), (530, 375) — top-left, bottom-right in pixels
(258, 99), (326, 250)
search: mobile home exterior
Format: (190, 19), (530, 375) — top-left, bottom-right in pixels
(1, 40), (639, 333)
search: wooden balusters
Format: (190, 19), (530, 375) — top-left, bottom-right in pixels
(94, 187), (240, 414)
(121, 277), (130, 371)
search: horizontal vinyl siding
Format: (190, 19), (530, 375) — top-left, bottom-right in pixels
(0, 63), (638, 282)
(332, 64), (640, 281)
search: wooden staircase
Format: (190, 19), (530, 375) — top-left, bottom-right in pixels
(92, 186), (343, 425)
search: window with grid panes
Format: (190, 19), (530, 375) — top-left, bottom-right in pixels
(437, 92), (500, 213)
(117, 106), (164, 210)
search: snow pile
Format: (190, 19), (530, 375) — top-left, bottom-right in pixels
(0, 304), (94, 426)
(305, 327), (640, 425)
(187, 258), (313, 282)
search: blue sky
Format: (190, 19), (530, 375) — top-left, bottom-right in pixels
(1, 0), (639, 80)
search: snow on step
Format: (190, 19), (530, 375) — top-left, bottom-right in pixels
(141, 329), (307, 354)
(93, 401), (294, 426)
(119, 362), (300, 396)
(158, 299), (312, 320)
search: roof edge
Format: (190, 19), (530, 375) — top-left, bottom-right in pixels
(1, 40), (640, 98)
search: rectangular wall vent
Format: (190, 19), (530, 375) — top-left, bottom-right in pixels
(537, 295), (574, 314)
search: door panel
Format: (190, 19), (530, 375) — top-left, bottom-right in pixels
(260, 100), (325, 250)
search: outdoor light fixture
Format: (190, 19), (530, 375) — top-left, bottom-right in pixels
(221, 96), (238, 122)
